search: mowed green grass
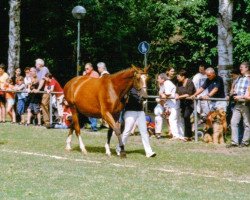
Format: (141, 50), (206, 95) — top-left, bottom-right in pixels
(0, 123), (249, 200)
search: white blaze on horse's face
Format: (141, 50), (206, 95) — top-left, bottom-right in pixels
(140, 74), (148, 89)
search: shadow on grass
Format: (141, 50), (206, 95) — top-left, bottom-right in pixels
(0, 141), (7, 145)
(72, 145), (145, 156)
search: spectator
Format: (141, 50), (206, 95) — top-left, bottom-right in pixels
(160, 72), (185, 141)
(4, 78), (16, 123)
(83, 62), (99, 131)
(191, 67), (227, 112)
(83, 62), (99, 78)
(44, 73), (64, 124)
(0, 64), (9, 122)
(176, 69), (196, 140)
(97, 62), (110, 77)
(11, 67), (22, 84)
(227, 62), (250, 148)
(26, 75), (42, 126)
(166, 66), (177, 84)
(33, 58), (50, 126)
(47, 98), (72, 129)
(154, 98), (164, 139)
(116, 87), (156, 158)
(24, 67), (32, 86)
(192, 65), (209, 123)
(157, 73), (172, 137)
(14, 76), (26, 124)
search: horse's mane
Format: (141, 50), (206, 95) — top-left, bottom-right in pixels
(109, 67), (135, 79)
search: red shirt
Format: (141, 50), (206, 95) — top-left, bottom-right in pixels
(45, 78), (63, 97)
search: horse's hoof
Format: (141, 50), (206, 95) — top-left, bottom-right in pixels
(106, 152), (111, 157)
(81, 149), (88, 155)
(65, 147), (72, 152)
(120, 151), (126, 158)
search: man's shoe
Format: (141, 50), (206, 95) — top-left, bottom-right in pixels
(226, 143), (238, 148)
(239, 143), (249, 148)
(146, 152), (156, 158)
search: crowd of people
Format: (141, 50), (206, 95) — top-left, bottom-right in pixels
(0, 60), (249, 153)
(153, 62), (250, 148)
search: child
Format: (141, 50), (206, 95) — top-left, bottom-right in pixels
(4, 78), (16, 123)
(14, 76), (26, 124)
(26, 75), (42, 126)
(47, 98), (72, 129)
(154, 98), (164, 139)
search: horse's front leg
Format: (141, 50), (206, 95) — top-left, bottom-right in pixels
(105, 128), (113, 157)
(102, 112), (126, 158)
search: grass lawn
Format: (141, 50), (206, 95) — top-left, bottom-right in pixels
(0, 123), (249, 200)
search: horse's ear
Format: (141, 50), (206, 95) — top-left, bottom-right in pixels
(144, 65), (151, 73)
(131, 64), (140, 73)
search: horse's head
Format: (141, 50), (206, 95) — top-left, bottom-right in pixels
(131, 65), (150, 90)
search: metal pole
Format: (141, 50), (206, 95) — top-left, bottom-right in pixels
(194, 99), (198, 142)
(76, 20), (81, 76)
(144, 53), (147, 68)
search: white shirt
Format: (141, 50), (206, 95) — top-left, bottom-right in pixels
(192, 73), (208, 96)
(154, 103), (164, 116)
(163, 80), (180, 108)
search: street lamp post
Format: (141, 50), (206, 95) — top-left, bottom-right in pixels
(72, 6), (86, 76)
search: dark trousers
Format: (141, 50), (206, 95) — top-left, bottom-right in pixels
(182, 106), (194, 138)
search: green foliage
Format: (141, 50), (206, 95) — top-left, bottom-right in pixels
(0, 0), (249, 87)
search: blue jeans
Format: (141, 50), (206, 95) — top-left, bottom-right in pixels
(89, 117), (98, 130)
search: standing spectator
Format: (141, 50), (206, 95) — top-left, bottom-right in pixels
(227, 62), (250, 148)
(157, 73), (172, 137)
(97, 62), (110, 77)
(11, 67), (21, 84)
(116, 87), (156, 158)
(14, 76), (26, 124)
(191, 67), (227, 111)
(83, 62), (99, 131)
(26, 75), (42, 126)
(0, 64), (9, 122)
(83, 63), (99, 78)
(154, 98), (164, 139)
(160, 72), (185, 141)
(24, 67), (32, 86)
(176, 69), (196, 140)
(33, 58), (50, 126)
(44, 73), (64, 124)
(192, 65), (209, 123)
(4, 78), (16, 123)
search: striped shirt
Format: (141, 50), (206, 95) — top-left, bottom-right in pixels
(234, 75), (250, 96)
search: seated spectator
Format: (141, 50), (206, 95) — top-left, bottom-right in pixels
(4, 78), (16, 123)
(191, 67), (227, 112)
(26, 75), (42, 126)
(176, 69), (196, 141)
(47, 98), (72, 129)
(154, 98), (164, 139)
(44, 73), (64, 124)
(14, 76), (26, 124)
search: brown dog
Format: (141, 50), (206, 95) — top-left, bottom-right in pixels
(203, 109), (227, 144)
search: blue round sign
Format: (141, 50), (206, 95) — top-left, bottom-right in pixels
(138, 41), (150, 54)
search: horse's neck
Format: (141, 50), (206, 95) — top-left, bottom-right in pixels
(111, 69), (134, 98)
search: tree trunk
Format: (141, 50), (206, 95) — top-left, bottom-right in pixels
(217, 0), (233, 95)
(8, 0), (21, 77)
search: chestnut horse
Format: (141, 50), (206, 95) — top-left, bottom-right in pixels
(64, 65), (149, 157)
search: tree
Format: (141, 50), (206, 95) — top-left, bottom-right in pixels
(217, 0), (233, 94)
(8, 0), (21, 77)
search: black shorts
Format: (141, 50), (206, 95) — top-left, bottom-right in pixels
(0, 94), (5, 103)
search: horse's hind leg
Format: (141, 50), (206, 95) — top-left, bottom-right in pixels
(72, 108), (87, 155)
(105, 128), (113, 156)
(65, 128), (73, 151)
